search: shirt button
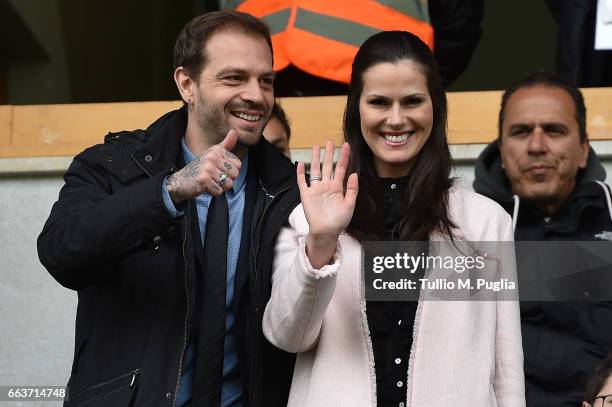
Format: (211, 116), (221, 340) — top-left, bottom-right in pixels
(399, 403), (405, 407)
(396, 380), (403, 388)
(144, 154), (153, 162)
(397, 319), (402, 326)
(165, 392), (172, 399)
(395, 357), (402, 365)
(391, 183), (397, 189)
(153, 235), (162, 244)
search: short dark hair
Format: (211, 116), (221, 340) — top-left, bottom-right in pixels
(270, 101), (291, 141)
(344, 30), (455, 242)
(584, 353), (612, 405)
(498, 72), (588, 143)
(173, 10), (273, 80)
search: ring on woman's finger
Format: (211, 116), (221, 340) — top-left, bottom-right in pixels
(310, 175), (322, 182)
(217, 171), (229, 187)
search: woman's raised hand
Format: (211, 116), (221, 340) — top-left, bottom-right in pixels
(298, 140), (358, 269)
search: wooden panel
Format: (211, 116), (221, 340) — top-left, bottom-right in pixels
(1, 87), (611, 158)
(447, 90), (501, 144)
(282, 96), (345, 148)
(9, 101), (181, 157)
(582, 87), (612, 140)
(0, 105), (12, 157)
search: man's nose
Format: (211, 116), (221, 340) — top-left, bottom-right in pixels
(241, 79), (266, 105)
(527, 128), (547, 154)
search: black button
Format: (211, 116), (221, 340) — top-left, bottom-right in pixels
(165, 392), (171, 399)
(144, 155), (153, 162)
(153, 235), (162, 244)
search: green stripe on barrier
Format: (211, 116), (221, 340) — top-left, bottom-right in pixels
(262, 8), (291, 35)
(375, 0), (430, 23)
(294, 8), (379, 47)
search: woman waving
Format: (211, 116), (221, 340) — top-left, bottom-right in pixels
(263, 31), (525, 407)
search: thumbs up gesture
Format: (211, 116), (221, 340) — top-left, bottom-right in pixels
(166, 129), (243, 203)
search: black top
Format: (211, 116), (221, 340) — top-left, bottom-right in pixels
(366, 176), (427, 407)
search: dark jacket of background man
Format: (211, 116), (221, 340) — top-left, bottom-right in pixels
(37, 107), (300, 407)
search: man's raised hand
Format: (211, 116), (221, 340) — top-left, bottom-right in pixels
(166, 129), (243, 203)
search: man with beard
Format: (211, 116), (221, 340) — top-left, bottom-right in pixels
(473, 72), (612, 406)
(37, 11), (299, 407)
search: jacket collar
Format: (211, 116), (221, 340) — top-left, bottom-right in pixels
(131, 106), (187, 175)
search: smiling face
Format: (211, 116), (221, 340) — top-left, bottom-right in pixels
(499, 85), (589, 212)
(359, 60), (433, 178)
(187, 29), (275, 152)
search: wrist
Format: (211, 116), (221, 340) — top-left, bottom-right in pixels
(306, 233), (339, 249)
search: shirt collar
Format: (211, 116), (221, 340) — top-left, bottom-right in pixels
(181, 138), (249, 194)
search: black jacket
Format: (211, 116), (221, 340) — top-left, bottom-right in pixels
(474, 140), (612, 407)
(37, 107), (300, 407)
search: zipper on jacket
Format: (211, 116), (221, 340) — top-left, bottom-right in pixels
(172, 216), (190, 407)
(130, 154), (153, 177)
(251, 183), (292, 312)
(76, 369), (141, 400)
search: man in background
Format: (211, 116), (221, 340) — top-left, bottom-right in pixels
(474, 72), (612, 406)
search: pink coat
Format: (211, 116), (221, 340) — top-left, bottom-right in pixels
(263, 186), (525, 406)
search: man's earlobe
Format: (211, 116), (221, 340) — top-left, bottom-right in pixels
(579, 140), (590, 169)
(174, 66), (193, 103)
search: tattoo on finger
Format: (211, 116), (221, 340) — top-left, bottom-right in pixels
(224, 151), (238, 160)
(223, 162), (232, 171)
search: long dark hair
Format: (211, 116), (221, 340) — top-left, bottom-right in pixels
(344, 31), (455, 241)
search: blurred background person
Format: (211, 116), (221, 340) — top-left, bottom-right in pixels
(546, 0), (612, 87)
(221, 0), (483, 95)
(264, 101), (291, 157)
(583, 352), (612, 407)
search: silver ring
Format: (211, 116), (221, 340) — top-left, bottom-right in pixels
(217, 172), (229, 187)
(310, 175), (322, 182)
